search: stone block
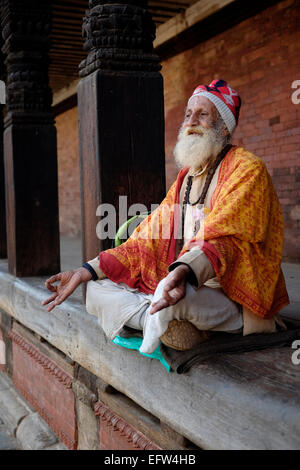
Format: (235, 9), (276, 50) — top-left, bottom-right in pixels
(16, 413), (58, 450)
(72, 380), (99, 450)
(0, 373), (33, 435)
(10, 329), (77, 449)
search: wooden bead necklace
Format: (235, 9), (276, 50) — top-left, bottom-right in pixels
(178, 143), (233, 252)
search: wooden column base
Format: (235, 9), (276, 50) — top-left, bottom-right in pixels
(4, 116), (60, 276)
(78, 70), (166, 262)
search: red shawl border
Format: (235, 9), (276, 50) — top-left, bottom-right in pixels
(99, 157), (228, 291)
(200, 146), (238, 273)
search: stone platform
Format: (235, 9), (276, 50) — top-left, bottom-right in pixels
(0, 239), (300, 449)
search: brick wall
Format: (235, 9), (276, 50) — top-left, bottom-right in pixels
(55, 107), (81, 238)
(10, 329), (77, 449)
(162, 0), (300, 260)
(55, 0), (300, 259)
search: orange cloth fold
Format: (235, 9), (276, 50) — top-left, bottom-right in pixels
(99, 146), (289, 319)
(99, 171), (183, 294)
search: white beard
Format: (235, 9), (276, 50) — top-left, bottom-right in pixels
(174, 124), (227, 171)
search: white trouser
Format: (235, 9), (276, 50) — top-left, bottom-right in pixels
(86, 277), (243, 354)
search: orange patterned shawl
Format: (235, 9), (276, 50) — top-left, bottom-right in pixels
(99, 146), (289, 319)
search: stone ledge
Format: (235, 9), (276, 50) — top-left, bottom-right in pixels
(0, 260), (300, 450)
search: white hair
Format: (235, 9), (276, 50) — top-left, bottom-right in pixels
(174, 114), (231, 171)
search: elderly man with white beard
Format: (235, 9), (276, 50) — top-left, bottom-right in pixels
(42, 80), (289, 354)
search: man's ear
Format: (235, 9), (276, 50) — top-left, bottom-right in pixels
(222, 124), (230, 138)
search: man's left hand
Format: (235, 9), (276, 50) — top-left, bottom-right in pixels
(150, 264), (190, 315)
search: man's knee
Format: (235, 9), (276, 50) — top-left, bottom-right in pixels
(86, 280), (99, 316)
(152, 277), (167, 302)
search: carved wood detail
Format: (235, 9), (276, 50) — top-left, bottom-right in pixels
(0, 0), (53, 120)
(94, 400), (161, 450)
(79, 0), (161, 76)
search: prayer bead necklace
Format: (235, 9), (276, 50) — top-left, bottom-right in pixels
(178, 143), (233, 253)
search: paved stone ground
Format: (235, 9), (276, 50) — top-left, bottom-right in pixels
(0, 237), (297, 450)
(0, 372), (67, 450)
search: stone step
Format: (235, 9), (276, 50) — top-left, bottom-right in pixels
(0, 372), (67, 451)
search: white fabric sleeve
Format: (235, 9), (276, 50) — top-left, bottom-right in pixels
(168, 247), (215, 289)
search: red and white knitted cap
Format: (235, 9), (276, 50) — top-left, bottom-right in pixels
(189, 79), (241, 134)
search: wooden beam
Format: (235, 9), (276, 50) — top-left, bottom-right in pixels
(150, 1), (190, 7)
(154, 0), (236, 48)
(155, 0), (282, 60)
(53, 94), (78, 117)
(52, 78), (79, 107)
(78, 1), (166, 262)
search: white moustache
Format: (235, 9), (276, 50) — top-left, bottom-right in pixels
(180, 126), (209, 139)
(174, 125), (225, 171)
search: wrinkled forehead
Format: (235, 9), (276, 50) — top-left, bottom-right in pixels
(186, 95), (218, 117)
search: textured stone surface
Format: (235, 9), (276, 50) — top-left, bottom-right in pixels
(0, 373), (32, 435)
(98, 386), (196, 450)
(0, 415), (19, 450)
(0, 260), (300, 449)
(45, 442), (67, 450)
(0, 309), (13, 376)
(16, 413), (58, 450)
(72, 380), (99, 450)
(95, 400), (161, 451)
(10, 329), (77, 449)
(0, 372), (65, 450)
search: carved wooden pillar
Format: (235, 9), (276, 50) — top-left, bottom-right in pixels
(0, 0), (60, 276)
(0, 107), (6, 259)
(78, 0), (166, 261)
(0, 34), (6, 258)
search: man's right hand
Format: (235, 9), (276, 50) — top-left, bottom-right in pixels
(150, 264), (190, 315)
(41, 267), (92, 312)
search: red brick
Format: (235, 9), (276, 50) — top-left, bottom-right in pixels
(10, 330), (77, 450)
(55, 107), (81, 237)
(95, 401), (161, 451)
(53, 0), (300, 260)
(100, 420), (142, 451)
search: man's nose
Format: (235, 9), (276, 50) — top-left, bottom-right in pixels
(184, 112), (198, 127)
